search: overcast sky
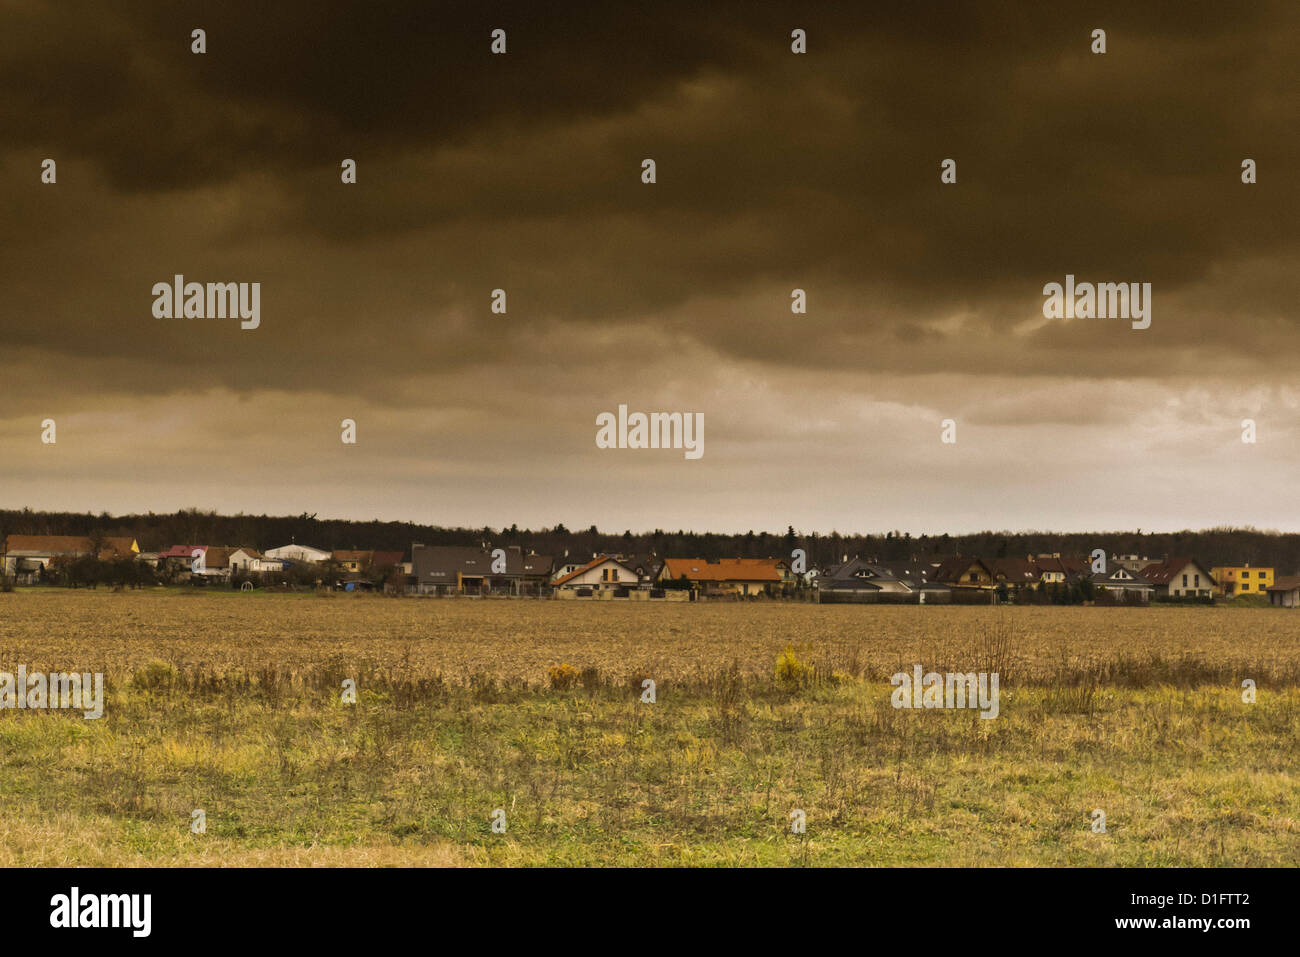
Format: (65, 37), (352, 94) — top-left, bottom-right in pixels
(1, 1), (1297, 534)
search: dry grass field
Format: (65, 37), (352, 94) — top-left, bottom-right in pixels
(0, 589), (1296, 866)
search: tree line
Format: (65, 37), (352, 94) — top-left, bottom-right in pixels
(2, 508), (1298, 576)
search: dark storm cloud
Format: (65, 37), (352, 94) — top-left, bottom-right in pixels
(5, 1), (1293, 388)
(0, 1), (1297, 530)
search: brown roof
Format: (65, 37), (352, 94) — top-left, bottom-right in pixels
(1139, 558), (1214, 586)
(1034, 556), (1090, 575)
(660, 558), (782, 583)
(202, 546), (237, 568)
(986, 558), (1039, 582)
(331, 550), (373, 563)
(371, 551), (404, 569)
(933, 557), (992, 582)
(3, 534), (137, 559)
(522, 554), (553, 576)
(1267, 575), (1300, 592)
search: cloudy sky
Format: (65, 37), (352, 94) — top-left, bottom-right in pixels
(1, 1), (1297, 534)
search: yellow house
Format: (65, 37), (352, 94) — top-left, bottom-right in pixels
(1211, 564), (1274, 597)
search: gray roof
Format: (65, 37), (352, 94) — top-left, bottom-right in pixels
(412, 545), (553, 581)
(821, 557), (914, 592)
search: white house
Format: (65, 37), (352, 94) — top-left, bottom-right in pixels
(1139, 558), (1216, 599)
(263, 544), (331, 563)
(551, 556), (640, 592)
(229, 548), (283, 573)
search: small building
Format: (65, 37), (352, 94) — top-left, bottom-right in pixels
(330, 550), (373, 573)
(1211, 564), (1275, 598)
(1266, 575), (1300, 608)
(229, 548), (278, 573)
(263, 544), (332, 563)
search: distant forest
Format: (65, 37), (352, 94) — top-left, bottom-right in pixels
(3, 508), (1299, 575)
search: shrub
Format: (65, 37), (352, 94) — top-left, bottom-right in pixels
(131, 660), (178, 693)
(774, 645), (806, 688)
(547, 663), (580, 691)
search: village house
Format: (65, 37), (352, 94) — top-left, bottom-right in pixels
(330, 550), (371, 573)
(551, 553), (589, 581)
(985, 557), (1043, 594)
(1033, 555), (1090, 585)
(1089, 564), (1154, 601)
(934, 557), (996, 591)
(229, 548), (284, 573)
(519, 552), (554, 590)
(410, 545), (552, 595)
(657, 558), (782, 597)
(411, 545), (498, 595)
(819, 557), (911, 594)
(1265, 575), (1300, 608)
(157, 544), (204, 576)
(551, 556), (641, 594)
(263, 543), (332, 564)
(197, 546), (237, 580)
(1112, 554), (1155, 573)
(1210, 563), (1274, 598)
(1139, 558), (1216, 599)
(819, 557), (950, 602)
(619, 553), (663, 586)
(1, 535), (139, 581)
(552, 552), (660, 587)
(371, 551), (406, 573)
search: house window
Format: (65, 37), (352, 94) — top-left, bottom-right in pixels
(969, 573), (978, 582)
(1194, 575), (1200, 588)
(1241, 583), (1249, 591)
(1182, 574), (1188, 587)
